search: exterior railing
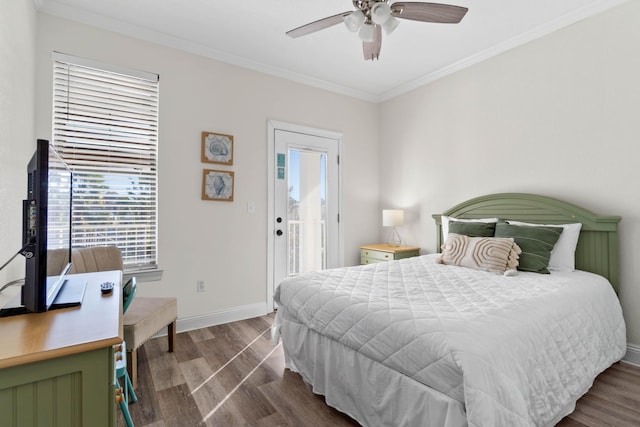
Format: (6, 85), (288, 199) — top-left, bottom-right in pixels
(288, 219), (326, 275)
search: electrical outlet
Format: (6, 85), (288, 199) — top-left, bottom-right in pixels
(196, 280), (205, 292)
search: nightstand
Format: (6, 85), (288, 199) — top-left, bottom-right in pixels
(360, 244), (421, 265)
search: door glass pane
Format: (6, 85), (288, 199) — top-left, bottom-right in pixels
(287, 149), (327, 275)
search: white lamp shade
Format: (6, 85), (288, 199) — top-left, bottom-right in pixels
(371, 2), (391, 25)
(344, 10), (365, 32)
(382, 209), (404, 227)
(382, 16), (399, 34)
(358, 22), (375, 42)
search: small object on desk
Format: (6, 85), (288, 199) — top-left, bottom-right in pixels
(100, 281), (115, 294)
(360, 243), (421, 265)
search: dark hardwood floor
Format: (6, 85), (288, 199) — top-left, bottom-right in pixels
(120, 313), (640, 427)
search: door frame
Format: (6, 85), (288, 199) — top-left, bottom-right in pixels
(266, 120), (343, 312)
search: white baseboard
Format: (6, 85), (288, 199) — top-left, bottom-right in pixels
(623, 343), (640, 367)
(152, 302), (270, 338)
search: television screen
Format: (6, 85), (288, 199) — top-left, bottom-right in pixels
(21, 139), (73, 313)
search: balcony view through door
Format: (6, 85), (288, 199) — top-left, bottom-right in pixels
(287, 149), (327, 276)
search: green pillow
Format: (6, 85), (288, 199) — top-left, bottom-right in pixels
(448, 221), (496, 238)
(494, 223), (562, 274)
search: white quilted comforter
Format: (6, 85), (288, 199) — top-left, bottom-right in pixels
(274, 254), (626, 427)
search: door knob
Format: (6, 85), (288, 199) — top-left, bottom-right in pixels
(276, 229), (283, 236)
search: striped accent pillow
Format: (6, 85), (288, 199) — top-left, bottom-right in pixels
(494, 223), (563, 274)
(437, 233), (521, 273)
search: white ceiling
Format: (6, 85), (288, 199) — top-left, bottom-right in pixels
(35, 0), (625, 102)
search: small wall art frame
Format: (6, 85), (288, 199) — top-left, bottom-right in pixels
(201, 131), (233, 165)
(202, 169), (234, 202)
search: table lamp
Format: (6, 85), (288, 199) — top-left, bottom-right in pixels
(383, 209), (404, 247)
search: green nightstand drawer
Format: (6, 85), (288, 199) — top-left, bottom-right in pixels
(361, 249), (394, 262)
(360, 255), (389, 264)
(359, 244), (420, 265)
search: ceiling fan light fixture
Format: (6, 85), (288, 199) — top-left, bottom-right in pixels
(371, 2), (391, 25)
(382, 16), (399, 35)
(286, 1), (469, 61)
(344, 10), (365, 32)
(358, 22), (375, 42)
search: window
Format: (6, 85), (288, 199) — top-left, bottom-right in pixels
(52, 52), (159, 271)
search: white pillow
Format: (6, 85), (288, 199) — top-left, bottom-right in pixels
(506, 220), (582, 272)
(441, 216), (499, 243)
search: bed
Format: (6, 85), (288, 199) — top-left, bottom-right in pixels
(272, 193), (626, 427)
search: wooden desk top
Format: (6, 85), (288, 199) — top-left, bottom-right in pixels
(0, 270), (123, 369)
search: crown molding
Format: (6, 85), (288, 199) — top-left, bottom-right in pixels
(377, 0), (628, 102)
(36, 0), (628, 104)
(35, 0), (379, 103)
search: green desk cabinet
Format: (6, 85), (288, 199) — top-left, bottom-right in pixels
(0, 271), (122, 427)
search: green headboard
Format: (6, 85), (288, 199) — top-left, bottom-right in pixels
(432, 193), (621, 290)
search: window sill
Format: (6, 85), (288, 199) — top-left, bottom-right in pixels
(123, 268), (163, 283)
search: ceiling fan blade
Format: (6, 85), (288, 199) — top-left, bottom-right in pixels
(363, 25), (382, 61)
(286, 11), (352, 38)
(391, 2), (468, 23)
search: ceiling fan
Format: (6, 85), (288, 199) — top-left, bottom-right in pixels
(286, 1), (468, 61)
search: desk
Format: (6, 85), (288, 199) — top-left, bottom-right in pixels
(0, 270), (122, 427)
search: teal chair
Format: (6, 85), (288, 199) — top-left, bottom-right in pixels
(115, 277), (138, 427)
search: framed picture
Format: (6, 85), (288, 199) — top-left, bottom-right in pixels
(201, 131), (233, 165)
(202, 169), (234, 202)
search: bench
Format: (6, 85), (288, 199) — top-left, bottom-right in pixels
(68, 246), (178, 388)
(123, 296), (177, 387)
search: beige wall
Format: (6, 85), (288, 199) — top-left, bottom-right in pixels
(0, 0), (38, 286)
(379, 1), (640, 346)
(27, 14), (380, 321)
(2, 0), (637, 350)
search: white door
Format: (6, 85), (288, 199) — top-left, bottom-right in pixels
(267, 121), (342, 311)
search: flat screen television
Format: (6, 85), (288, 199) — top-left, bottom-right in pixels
(21, 139), (73, 313)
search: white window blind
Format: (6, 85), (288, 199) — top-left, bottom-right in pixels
(52, 53), (159, 270)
